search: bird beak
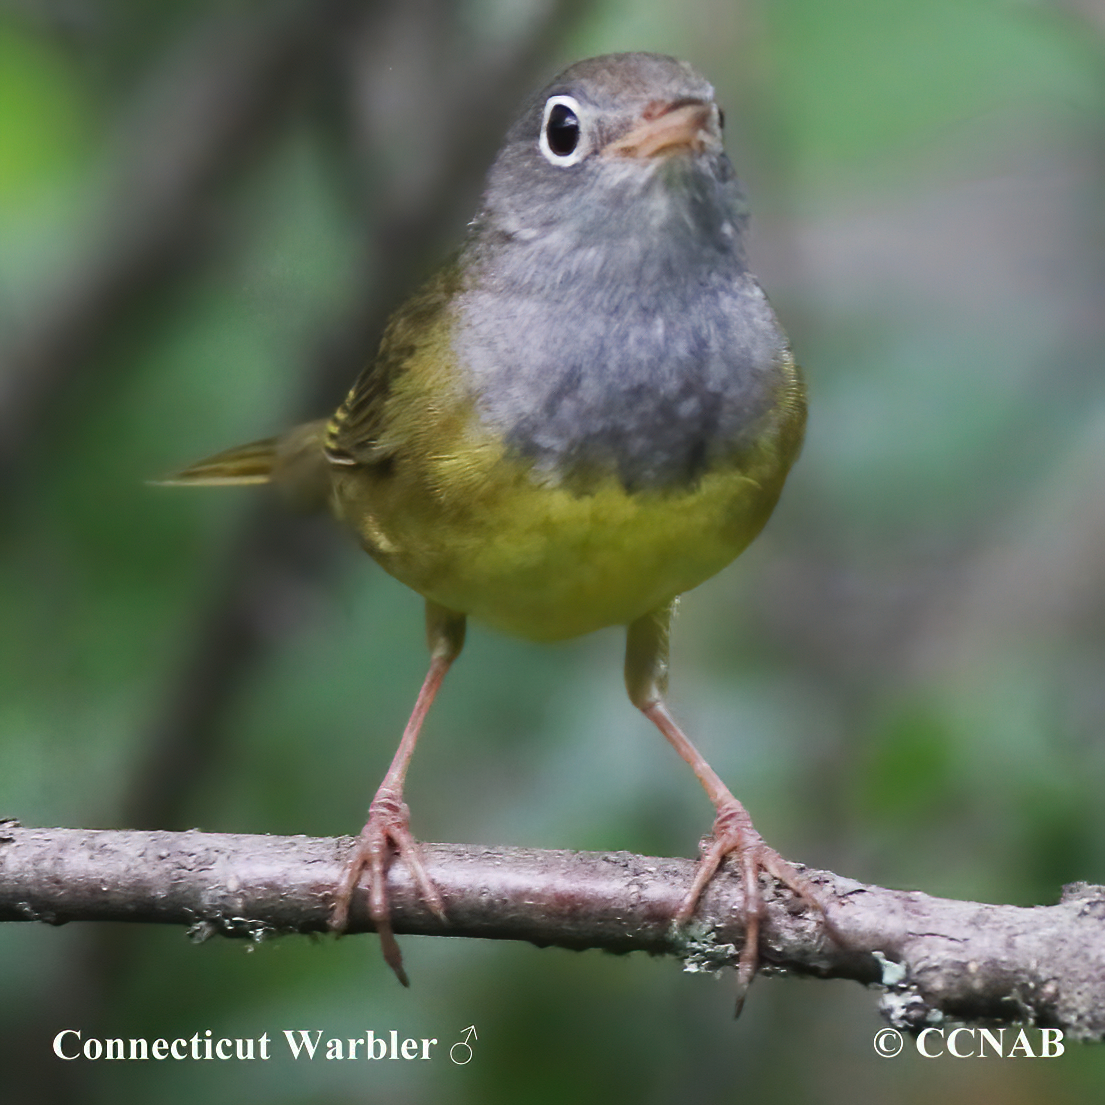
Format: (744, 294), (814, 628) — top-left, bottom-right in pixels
(603, 99), (717, 160)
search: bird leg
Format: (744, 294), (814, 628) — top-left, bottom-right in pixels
(330, 601), (466, 986)
(625, 604), (828, 1012)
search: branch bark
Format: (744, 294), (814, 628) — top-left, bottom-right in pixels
(1, 823), (1102, 1039)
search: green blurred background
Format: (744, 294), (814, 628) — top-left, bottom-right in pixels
(2, 0), (1104, 1100)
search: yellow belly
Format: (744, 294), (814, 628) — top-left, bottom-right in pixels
(333, 441), (789, 642)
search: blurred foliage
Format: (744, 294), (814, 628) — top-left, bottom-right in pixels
(2, 0), (1105, 1102)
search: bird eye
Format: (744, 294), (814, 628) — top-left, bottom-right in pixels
(539, 95), (584, 166)
(546, 103), (579, 154)
(717, 107), (726, 130)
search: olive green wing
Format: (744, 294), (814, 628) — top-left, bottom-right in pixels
(324, 262), (462, 468)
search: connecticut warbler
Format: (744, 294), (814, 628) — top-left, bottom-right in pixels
(162, 52), (826, 1006)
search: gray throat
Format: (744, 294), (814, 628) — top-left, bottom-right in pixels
(453, 157), (789, 491)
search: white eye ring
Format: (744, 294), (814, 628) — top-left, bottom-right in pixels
(539, 94), (585, 167)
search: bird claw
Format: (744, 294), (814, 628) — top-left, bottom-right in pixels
(676, 799), (830, 1015)
(330, 789), (446, 987)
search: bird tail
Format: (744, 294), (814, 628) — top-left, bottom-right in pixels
(153, 419), (331, 510)
(153, 437), (278, 486)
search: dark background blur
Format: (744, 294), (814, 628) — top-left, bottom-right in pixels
(2, 0), (1105, 1101)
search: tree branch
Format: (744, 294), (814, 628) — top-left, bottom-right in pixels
(1, 823), (1102, 1039)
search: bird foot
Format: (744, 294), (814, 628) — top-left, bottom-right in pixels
(330, 789), (446, 987)
(676, 799), (829, 1014)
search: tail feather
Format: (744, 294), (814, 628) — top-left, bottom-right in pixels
(154, 420), (331, 512)
(152, 438), (277, 486)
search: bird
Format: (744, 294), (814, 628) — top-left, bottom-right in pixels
(161, 51), (825, 1007)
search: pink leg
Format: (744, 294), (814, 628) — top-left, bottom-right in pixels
(330, 602), (465, 986)
(626, 606), (827, 1012)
